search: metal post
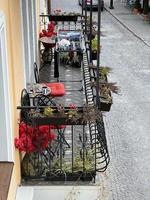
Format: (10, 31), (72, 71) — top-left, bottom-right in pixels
(85, 0), (87, 35)
(47, 0), (51, 14)
(96, 0), (101, 107)
(82, 0), (84, 16)
(90, 0), (93, 63)
(109, 0), (114, 9)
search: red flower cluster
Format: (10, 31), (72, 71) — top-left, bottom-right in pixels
(39, 21), (57, 38)
(15, 122), (56, 153)
(68, 103), (76, 109)
(53, 9), (62, 14)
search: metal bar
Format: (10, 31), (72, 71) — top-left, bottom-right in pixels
(109, 0), (114, 9)
(96, 0), (101, 107)
(71, 125), (74, 173)
(90, 0), (93, 62)
(49, 125), (52, 172)
(47, 0), (51, 14)
(17, 106), (84, 110)
(82, 125), (85, 172)
(82, 0), (84, 16)
(59, 130), (63, 171)
(85, 0), (87, 35)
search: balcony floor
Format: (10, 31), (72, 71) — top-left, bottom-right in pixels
(39, 62), (84, 106)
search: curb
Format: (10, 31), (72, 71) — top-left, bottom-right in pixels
(104, 6), (150, 48)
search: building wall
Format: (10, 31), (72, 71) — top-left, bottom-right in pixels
(0, 0), (28, 199)
(0, 0), (24, 199)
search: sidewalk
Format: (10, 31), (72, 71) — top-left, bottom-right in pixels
(104, 0), (150, 47)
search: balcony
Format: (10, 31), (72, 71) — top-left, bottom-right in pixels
(16, 11), (110, 185)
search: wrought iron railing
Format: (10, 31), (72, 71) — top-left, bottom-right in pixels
(16, 5), (110, 183)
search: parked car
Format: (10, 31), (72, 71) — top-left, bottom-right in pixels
(79, 0), (104, 11)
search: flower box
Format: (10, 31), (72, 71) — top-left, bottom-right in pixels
(45, 171), (95, 181)
(30, 116), (85, 126)
(48, 15), (78, 22)
(100, 101), (112, 112)
(91, 51), (97, 60)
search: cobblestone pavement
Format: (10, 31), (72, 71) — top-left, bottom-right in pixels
(104, 0), (150, 46)
(100, 10), (150, 200)
(48, 1), (150, 199)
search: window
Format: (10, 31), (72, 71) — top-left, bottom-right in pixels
(0, 12), (13, 161)
(20, 0), (38, 84)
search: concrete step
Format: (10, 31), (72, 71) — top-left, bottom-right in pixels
(16, 185), (101, 200)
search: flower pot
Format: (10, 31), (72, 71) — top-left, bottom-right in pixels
(39, 37), (56, 49)
(91, 51), (97, 60)
(100, 101), (112, 112)
(87, 33), (96, 41)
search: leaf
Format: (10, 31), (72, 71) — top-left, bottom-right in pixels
(101, 82), (120, 94)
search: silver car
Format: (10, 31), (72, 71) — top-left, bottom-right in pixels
(79, 0), (104, 11)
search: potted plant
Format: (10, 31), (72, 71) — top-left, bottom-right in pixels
(48, 10), (80, 22)
(86, 16), (98, 40)
(91, 81), (120, 111)
(91, 36), (101, 60)
(46, 149), (95, 181)
(133, 0), (142, 14)
(14, 122), (56, 153)
(29, 104), (86, 126)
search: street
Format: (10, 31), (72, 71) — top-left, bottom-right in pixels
(51, 1), (150, 200)
(101, 11), (150, 200)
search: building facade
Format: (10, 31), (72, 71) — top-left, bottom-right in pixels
(0, 0), (40, 199)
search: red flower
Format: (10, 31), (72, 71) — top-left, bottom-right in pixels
(15, 122), (56, 153)
(69, 103), (76, 109)
(39, 22), (56, 39)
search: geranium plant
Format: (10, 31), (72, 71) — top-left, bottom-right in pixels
(15, 122), (56, 153)
(39, 21), (57, 38)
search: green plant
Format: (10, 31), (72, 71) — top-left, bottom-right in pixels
(91, 81), (120, 103)
(73, 154), (94, 172)
(91, 36), (101, 53)
(91, 36), (98, 52)
(99, 66), (112, 80)
(100, 82), (120, 94)
(44, 106), (54, 117)
(100, 84), (112, 104)
(133, 0), (141, 10)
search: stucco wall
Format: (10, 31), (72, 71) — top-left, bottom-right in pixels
(0, 0), (24, 199)
(0, 0), (40, 199)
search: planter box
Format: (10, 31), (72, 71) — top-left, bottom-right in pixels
(100, 101), (112, 112)
(45, 171), (95, 181)
(30, 115), (86, 126)
(91, 51), (97, 60)
(48, 15), (78, 22)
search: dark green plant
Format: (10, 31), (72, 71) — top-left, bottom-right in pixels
(91, 81), (120, 103)
(91, 37), (98, 52)
(134, 0), (141, 10)
(99, 66), (112, 79)
(100, 82), (120, 94)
